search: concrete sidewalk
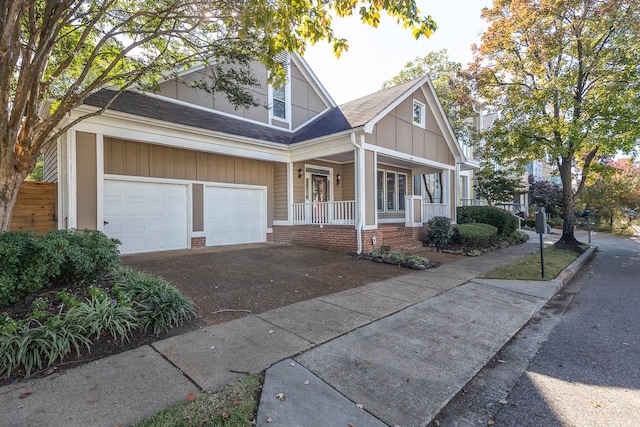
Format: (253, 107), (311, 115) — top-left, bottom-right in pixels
(0, 231), (596, 427)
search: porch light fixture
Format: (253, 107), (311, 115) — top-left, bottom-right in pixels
(336, 173), (342, 186)
(297, 168), (303, 178)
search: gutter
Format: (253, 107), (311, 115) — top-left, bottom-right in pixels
(351, 132), (364, 255)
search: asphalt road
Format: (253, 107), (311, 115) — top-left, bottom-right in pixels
(437, 231), (640, 427)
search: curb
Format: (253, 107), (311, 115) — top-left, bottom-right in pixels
(555, 245), (599, 286)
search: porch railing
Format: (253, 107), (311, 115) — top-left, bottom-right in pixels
(292, 201), (356, 225)
(422, 202), (449, 222)
(460, 198), (488, 206)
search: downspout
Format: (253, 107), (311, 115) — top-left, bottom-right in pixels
(350, 132), (363, 255)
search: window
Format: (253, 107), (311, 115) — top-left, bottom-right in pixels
(386, 171), (396, 211)
(377, 170), (385, 212)
(377, 170), (408, 213)
(269, 52), (290, 123)
(413, 100), (425, 128)
(398, 173), (407, 211)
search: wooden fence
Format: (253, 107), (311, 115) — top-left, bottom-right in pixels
(9, 181), (57, 234)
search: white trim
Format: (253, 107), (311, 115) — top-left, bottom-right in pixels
(412, 99), (426, 129)
(363, 142), (456, 171)
(71, 108), (290, 163)
(105, 174), (268, 192)
(273, 220), (292, 226)
(371, 148), (378, 228)
(304, 163), (334, 203)
(191, 231), (207, 238)
(56, 137), (63, 229)
(96, 134), (104, 232)
(287, 163), (294, 224)
(362, 224), (377, 231)
(378, 218), (405, 224)
(268, 56), (291, 127)
(68, 131), (77, 229)
(266, 227), (273, 233)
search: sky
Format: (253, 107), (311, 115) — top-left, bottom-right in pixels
(303, 0), (494, 105)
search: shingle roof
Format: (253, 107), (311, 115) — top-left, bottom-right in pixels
(83, 78), (425, 145)
(338, 78), (423, 128)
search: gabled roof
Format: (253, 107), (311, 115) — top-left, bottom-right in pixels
(338, 78), (423, 129)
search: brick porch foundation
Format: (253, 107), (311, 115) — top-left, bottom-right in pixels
(191, 236), (206, 248)
(272, 223), (428, 253)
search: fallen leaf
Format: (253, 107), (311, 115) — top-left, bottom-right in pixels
(497, 359), (506, 363)
(19, 392), (32, 399)
(289, 362), (296, 367)
(304, 380), (310, 385)
(591, 402), (602, 408)
(487, 420), (495, 425)
(222, 412), (230, 420)
(364, 360), (371, 365)
(355, 403), (364, 409)
(233, 398), (243, 406)
(116, 424), (122, 427)
(623, 342), (629, 346)
(276, 393), (286, 401)
(266, 417), (273, 423)
(187, 393), (196, 402)
(499, 398), (508, 405)
(347, 423), (355, 427)
(268, 329), (274, 334)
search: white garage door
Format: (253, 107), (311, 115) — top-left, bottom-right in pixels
(204, 186), (266, 246)
(104, 180), (189, 254)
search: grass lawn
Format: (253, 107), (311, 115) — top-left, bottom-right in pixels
(134, 374), (262, 427)
(480, 244), (589, 280)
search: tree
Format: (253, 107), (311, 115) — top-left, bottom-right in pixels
(474, 166), (526, 207)
(530, 180), (563, 212)
(579, 159), (640, 226)
(473, 0), (640, 247)
(0, 0), (438, 231)
(381, 49), (480, 144)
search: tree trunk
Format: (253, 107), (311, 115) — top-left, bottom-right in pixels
(556, 158), (582, 248)
(0, 174), (24, 232)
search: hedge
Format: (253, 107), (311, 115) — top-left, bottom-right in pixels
(456, 206), (518, 237)
(451, 223), (498, 246)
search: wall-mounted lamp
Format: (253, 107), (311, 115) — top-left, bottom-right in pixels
(297, 168), (304, 178)
(336, 173), (342, 187)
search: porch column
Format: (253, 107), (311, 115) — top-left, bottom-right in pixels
(454, 163), (461, 223)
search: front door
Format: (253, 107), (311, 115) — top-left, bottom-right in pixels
(311, 174), (328, 223)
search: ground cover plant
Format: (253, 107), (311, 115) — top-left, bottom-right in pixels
(0, 230), (196, 380)
(480, 244), (589, 280)
(366, 250), (436, 270)
(134, 373), (262, 427)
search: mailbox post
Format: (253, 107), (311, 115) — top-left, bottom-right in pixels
(535, 210), (546, 279)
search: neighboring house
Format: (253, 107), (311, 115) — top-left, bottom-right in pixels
(43, 53), (478, 254)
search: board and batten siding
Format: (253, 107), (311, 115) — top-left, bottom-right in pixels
(366, 90), (455, 166)
(273, 163), (288, 221)
(103, 138), (277, 227)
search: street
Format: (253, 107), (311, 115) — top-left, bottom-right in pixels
(438, 231), (640, 426)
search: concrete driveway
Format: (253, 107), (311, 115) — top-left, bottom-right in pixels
(121, 243), (415, 325)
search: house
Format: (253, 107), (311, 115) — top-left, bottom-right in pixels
(43, 53), (479, 254)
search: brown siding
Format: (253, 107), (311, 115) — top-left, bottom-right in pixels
(291, 160), (346, 203)
(366, 88), (456, 167)
(76, 132), (97, 229)
(192, 184), (204, 232)
(9, 182), (57, 234)
(42, 140), (58, 183)
(341, 163), (355, 201)
(103, 138), (276, 227)
(274, 163), (288, 221)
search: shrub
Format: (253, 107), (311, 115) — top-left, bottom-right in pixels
(426, 216), (452, 245)
(43, 229), (120, 286)
(507, 230), (530, 244)
(0, 231), (61, 307)
(0, 230), (119, 308)
(66, 294), (137, 344)
(457, 206), (518, 236)
(524, 219), (536, 228)
(112, 268), (197, 335)
(451, 223), (498, 246)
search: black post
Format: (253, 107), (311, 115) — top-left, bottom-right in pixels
(539, 232), (545, 279)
